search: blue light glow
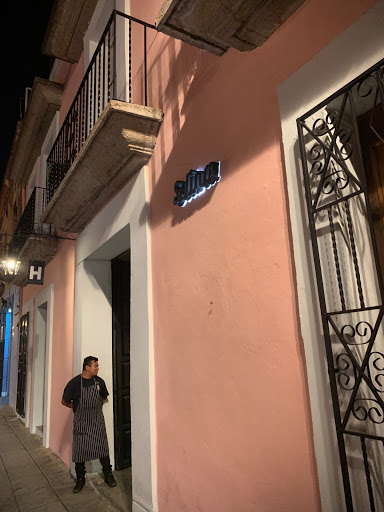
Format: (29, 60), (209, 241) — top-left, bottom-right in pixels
(1, 308), (12, 397)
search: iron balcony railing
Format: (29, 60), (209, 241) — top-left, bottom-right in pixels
(46, 10), (156, 205)
(9, 187), (53, 255)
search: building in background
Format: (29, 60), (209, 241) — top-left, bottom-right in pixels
(0, 1), (384, 511)
(0, 150), (23, 410)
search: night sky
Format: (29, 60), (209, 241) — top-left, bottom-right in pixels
(0, 1), (55, 187)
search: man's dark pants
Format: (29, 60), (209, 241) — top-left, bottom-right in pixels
(75, 456), (112, 479)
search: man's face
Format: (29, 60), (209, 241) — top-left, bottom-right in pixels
(87, 360), (99, 376)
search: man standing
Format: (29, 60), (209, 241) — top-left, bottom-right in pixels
(62, 356), (117, 493)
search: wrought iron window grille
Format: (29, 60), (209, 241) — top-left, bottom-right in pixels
(297, 57), (384, 511)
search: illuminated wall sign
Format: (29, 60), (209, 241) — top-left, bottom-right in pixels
(174, 161), (221, 207)
(27, 260), (45, 285)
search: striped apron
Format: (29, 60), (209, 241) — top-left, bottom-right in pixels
(72, 377), (109, 463)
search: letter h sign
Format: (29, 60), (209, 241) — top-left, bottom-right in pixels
(27, 260), (45, 285)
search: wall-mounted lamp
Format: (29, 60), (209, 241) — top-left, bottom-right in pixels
(1, 258), (21, 276)
(174, 161), (221, 207)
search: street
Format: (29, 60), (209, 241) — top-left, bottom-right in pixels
(0, 406), (132, 512)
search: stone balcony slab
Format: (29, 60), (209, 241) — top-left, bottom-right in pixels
(40, 100), (164, 232)
(7, 78), (64, 184)
(11, 236), (59, 287)
(156, 0), (306, 55)
(42, 0), (98, 62)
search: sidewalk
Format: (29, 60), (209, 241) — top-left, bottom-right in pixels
(0, 405), (132, 512)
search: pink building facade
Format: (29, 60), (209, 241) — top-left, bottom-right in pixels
(2, 0), (384, 511)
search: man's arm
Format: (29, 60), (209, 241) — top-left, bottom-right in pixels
(62, 378), (75, 408)
(99, 378), (109, 401)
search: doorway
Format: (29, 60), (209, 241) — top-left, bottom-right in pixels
(31, 302), (48, 439)
(16, 313), (29, 418)
(358, 102), (384, 282)
(112, 249), (132, 470)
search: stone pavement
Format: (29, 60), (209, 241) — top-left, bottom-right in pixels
(0, 405), (132, 512)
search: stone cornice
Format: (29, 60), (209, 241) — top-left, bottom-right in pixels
(42, 0), (98, 63)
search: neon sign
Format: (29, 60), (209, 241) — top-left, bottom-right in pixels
(174, 161), (221, 207)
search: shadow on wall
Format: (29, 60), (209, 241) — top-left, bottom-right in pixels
(138, 32), (286, 230)
(83, 260), (112, 306)
(130, 0), (381, 234)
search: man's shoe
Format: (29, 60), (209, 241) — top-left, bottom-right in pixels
(73, 478), (85, 493)
(104, 472), (117, 487)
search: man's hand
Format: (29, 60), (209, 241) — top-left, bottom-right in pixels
(61, 399), (73, 408)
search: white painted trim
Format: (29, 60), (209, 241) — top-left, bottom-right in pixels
(133, 502), (151, 512)
(144, 165), (158, 512)
(75, 167), (156, 511)
(16, 413), (25, 424)
(33, 284), (54, 449)
(21, 298), (34, 430)
(278, 2), (384, 511)
(84, 0), (130, 100)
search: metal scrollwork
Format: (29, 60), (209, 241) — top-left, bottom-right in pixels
(368, 351), (384, 393)
(379, 67), (384, 86)
(312, 118), (330, 136)
(312, 110), (339, 136)
(335, 353), (356, 391)
(308, 143), (324, 175)
(341, 321), (373, 345)
(352, 398), (384, 424)
(326, 110), (338, 130)
(336, 128), (353, 160)
(322, 169), (350, 195)
(356, 74), (377, 98)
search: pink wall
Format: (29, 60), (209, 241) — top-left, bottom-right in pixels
(131, 0), (379, 511)
(23, 238), (76, 467)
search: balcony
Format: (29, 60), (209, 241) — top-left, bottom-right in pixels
(41, 10), (164, 233)
(9, 188), (58, 286)
(7, 78), (64, 184)
(156, 0), (306, 55)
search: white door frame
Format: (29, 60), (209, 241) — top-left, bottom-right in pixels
(74, 167), (156, 512)
(29, 285), (54, 448)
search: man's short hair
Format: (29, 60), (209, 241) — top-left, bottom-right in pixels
(83, 356), (98, 370)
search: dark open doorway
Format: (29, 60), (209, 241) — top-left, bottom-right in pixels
(358, 102), (384, 283)
(112, 249), (132, 470)
(16, 313), (29, 418)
